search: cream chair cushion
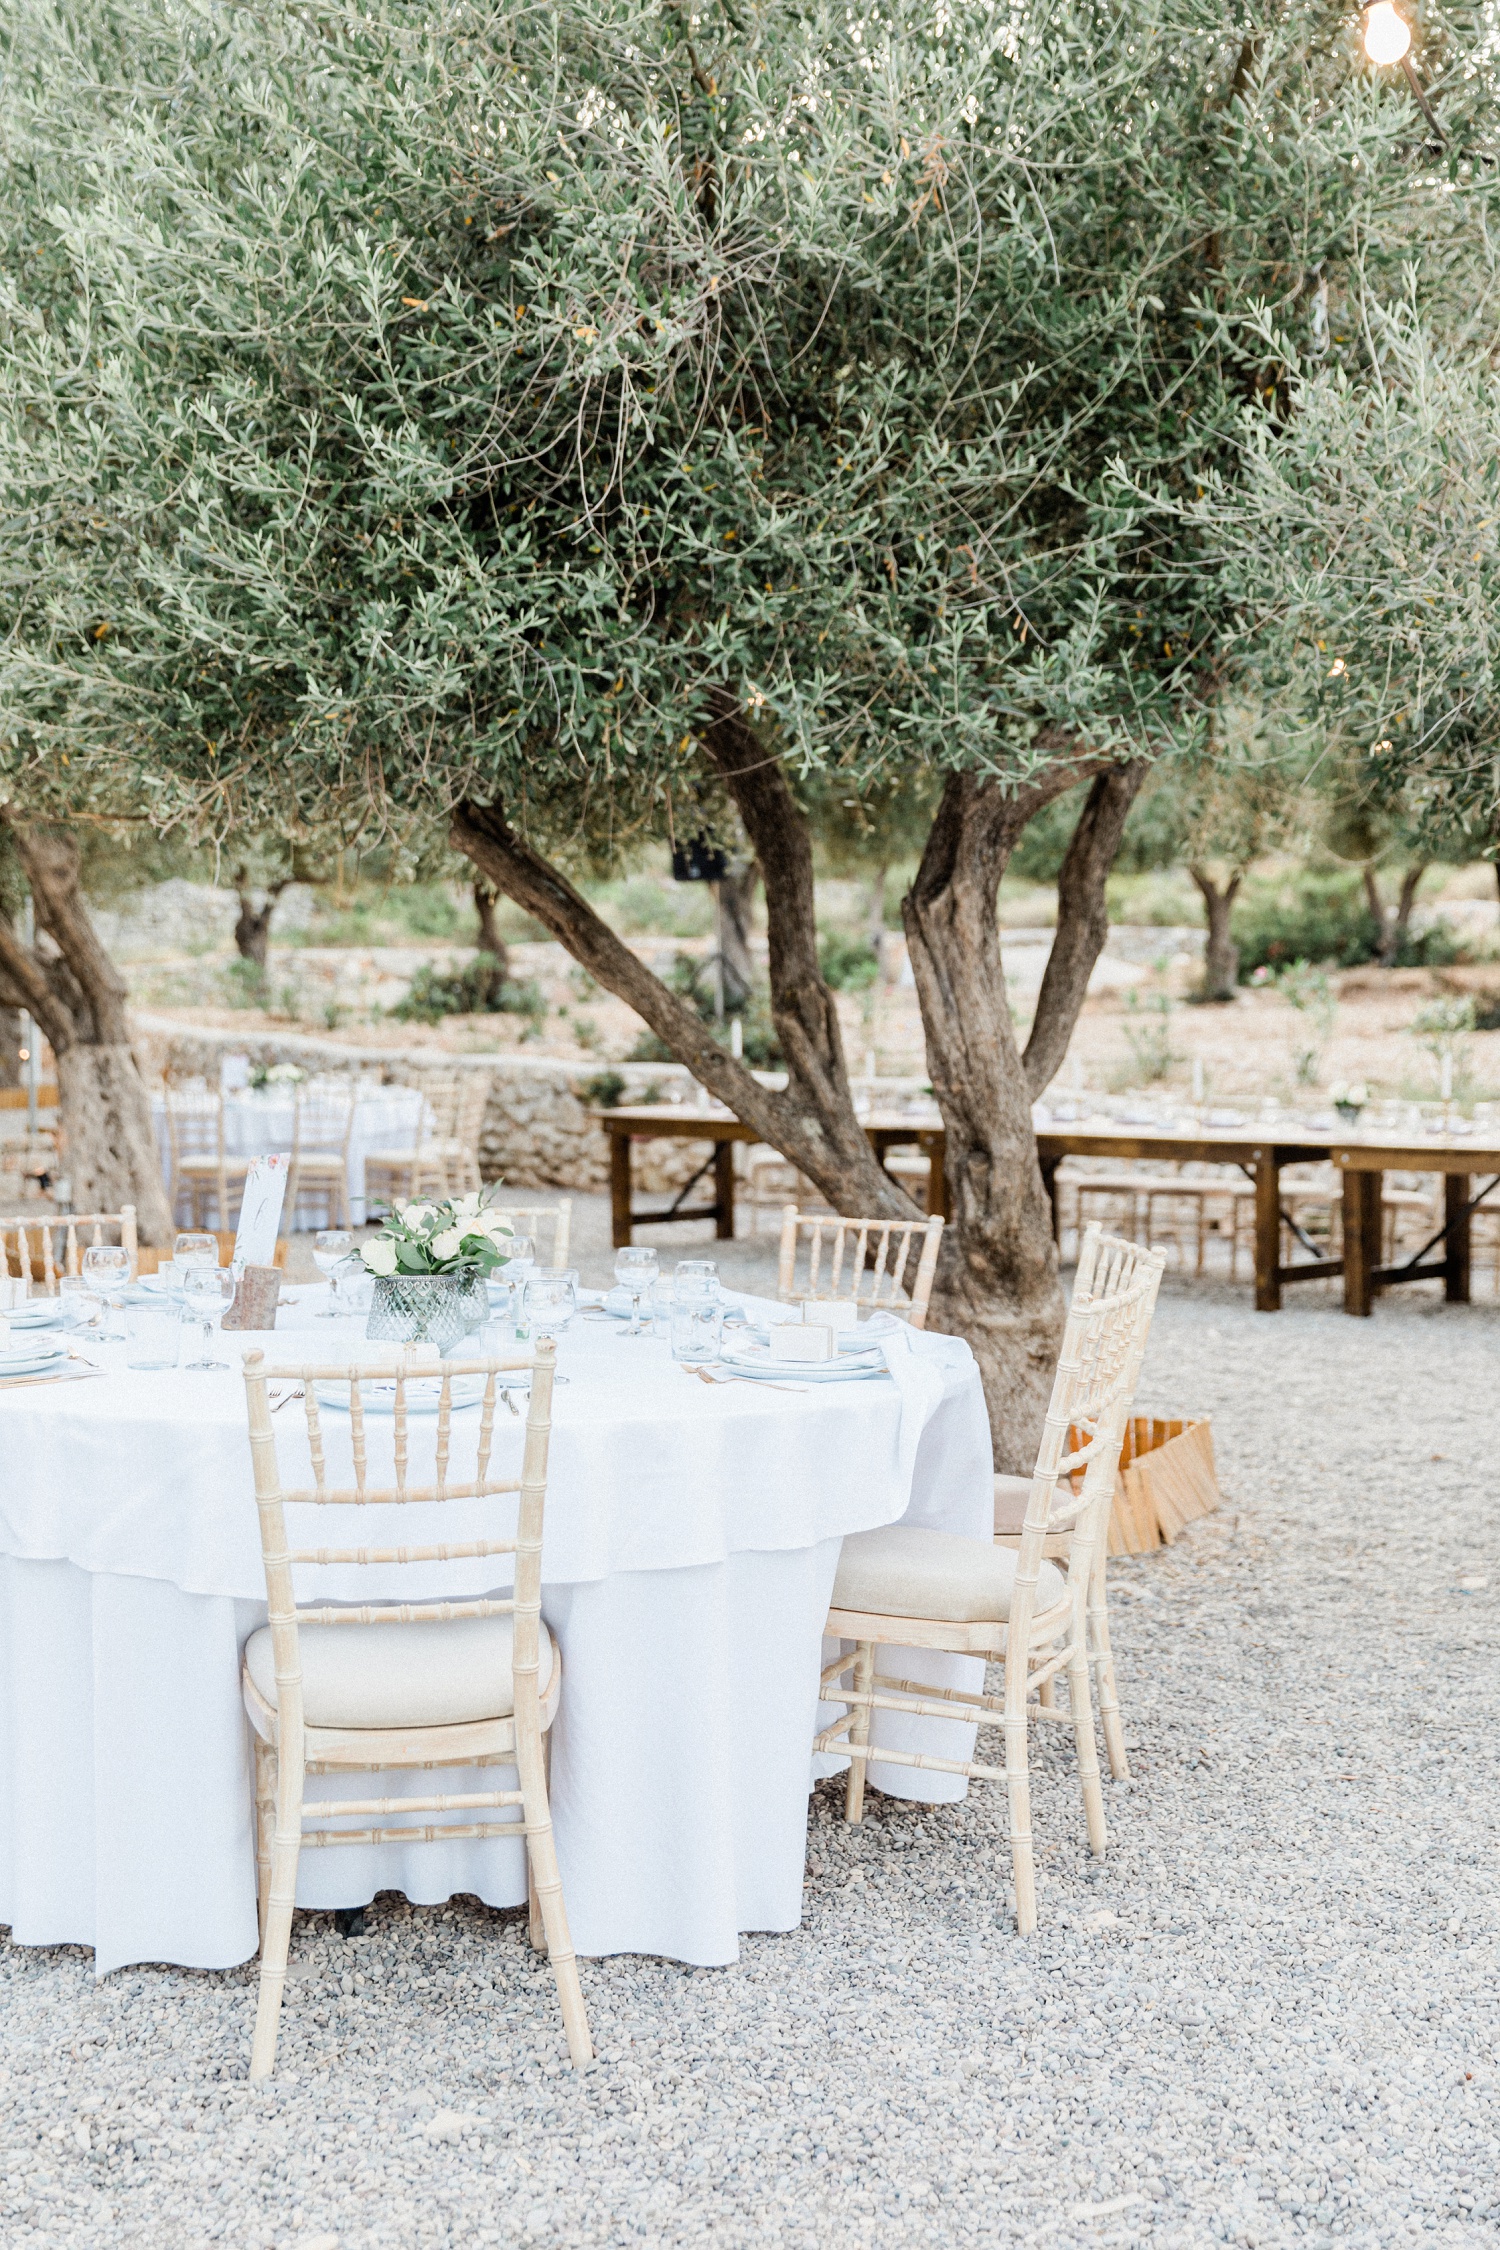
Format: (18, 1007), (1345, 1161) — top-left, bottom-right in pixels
(992, 1474), (1035, 1536)
(832, 1524), (1066, 1623)
(244, 1612), (553, 1730)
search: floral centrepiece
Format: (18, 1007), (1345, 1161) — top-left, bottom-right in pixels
(248, 1061), (306, 1091)
(1330, 1080), (1369, 1123)
(359, 1191), (513, 1350)
(361, 1190), (514, 1280)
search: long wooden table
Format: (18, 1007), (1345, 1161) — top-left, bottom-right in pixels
(598, 1104), (1500, 1316)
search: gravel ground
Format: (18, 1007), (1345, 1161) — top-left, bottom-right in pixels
(4, 1259), (1498, 2250)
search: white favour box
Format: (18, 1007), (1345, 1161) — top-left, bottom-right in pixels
(801, 1298), (858, 1332)
(769, 1323), (837, 1362)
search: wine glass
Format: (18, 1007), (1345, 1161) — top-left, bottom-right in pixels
(522, 1271), (577, 1342)
(312, 1228), (354, 1316)
(82, 1244), (131, 1340)
(614, 1246), (659, 1338)
(182, 1267), (235, 1371)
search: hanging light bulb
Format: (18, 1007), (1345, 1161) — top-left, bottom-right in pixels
(1363, 2), (1413, 66)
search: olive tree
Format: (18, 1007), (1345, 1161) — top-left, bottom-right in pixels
(4, 0), (1494, 1450)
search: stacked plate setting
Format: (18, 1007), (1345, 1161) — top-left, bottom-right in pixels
(0, 1331), (71, 1381)
(718, 1336), (891, 1383)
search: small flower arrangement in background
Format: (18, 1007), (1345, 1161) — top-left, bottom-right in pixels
(248, 1061), (307, 1091)
(361, 1188), (513, 1278)
(1330, 1080), (1369, 1123)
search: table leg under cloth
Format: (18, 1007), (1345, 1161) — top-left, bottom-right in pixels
(1, 1542), (868, 1976)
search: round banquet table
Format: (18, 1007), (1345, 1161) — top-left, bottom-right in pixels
(152, 1085), (426, 1229)
(0, 1294), (992, 1976)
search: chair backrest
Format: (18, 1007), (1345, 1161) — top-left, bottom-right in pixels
(240, 1342), (557, 1752)
(165, 1090), (225, 1165)
(452, 1072), (490, 1148)
(1, 1206), (140, 1291)
(776, 1205), (944, 1328)
(492, 1200), (572, 1270)
(411, 1075), (463, 1144)
(291, 1085), (356, 1156)
(1013, 1230), (1166, 1597)
(1072, 1223), (1161, 1306)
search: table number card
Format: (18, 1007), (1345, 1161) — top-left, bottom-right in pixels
(232, 1153), (289, 1271)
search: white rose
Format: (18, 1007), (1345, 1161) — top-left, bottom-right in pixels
(362, 1239), (399, 1277)
(431, 1226), (465, 1260)
(453, 1191), (484, 1221)
(476, 1212), (514, 1243)
(400, 1203), (436, 1229)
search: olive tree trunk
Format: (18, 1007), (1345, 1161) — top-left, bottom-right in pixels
(904, 762), (1144, 1468)
(713, 866), (758, 1008)
(233, 877), (290, 972)
(473, 881), (510, 977)
(1188, 865), (1242, 1001)
(0, 824), (173, 1242)
(453, 731), (1143, 1468)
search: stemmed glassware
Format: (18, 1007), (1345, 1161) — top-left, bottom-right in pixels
(614, 1247), (659, 1338)
(81, 1244), (131, 1340)
(175, 1232), (218, 1272)
(312, 1228), (354, 1315)
(499, 1235), (535, 1332)
(182, 1267), (235, 1371)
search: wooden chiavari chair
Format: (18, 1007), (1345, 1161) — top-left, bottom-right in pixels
(165, 1090), (252, 1230)
(776, 1206), (944, 1329)
(239, 1339), (591, 2081)
(993, 1226), (1164, 1780)
(1, 1205), (140, 1290)
(364, 1075), (464, 1211)
(283, 1084), (356, 1233)
(817, 1237), (1164, 1931)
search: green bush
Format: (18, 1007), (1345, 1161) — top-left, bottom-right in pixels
(1233, 868), (1465, 976)
(580, 1069), (627, 1108)
(392, 957), (545, 1024)
(818, 932), (880, 992)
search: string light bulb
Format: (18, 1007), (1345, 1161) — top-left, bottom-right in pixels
(1363, 2), (1413, 67)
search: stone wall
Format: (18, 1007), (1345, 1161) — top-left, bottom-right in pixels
(133, 1016), (718, 1194)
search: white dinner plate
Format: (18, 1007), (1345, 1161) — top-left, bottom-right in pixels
(0, 1341), (72, 1379)
(312, 1373), (508, 1415)
(718, 1341), (890, 1383)
(3, 1302), (65, 1330)
(738, 1319), (894, 1356)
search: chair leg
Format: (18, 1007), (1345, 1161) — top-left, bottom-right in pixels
(1067, 1638), (1108, 1858)
(527, 1734), (550, 1954)
(253, 1739), (275, 1944)
(1003, 1687), (1037, 1935)
(518, 1773), (592, 2065)
(843, 1642), (875, 1823)
(249, 1831), (301, 2083)
(1088, 1549), (1130, 1781)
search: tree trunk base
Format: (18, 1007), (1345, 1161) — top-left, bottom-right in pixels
(928, 1273), (1064, 1475)
(56, 1044), (174, 1244)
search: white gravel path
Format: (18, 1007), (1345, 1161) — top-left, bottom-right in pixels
(3, 1275), (1498, 2249)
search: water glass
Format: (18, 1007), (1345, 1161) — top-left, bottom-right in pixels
(614, 1246), (659, 1338)
(671, 1295), (724, 1365)
(175, 1232), (218, 1271)
(57, 1274), (96, 1327)
(674, 1260), (719, 1290)
(182, 1267), (235, 1371)
(124, 1298), (181, 1371)
(523, 1271), (577, 1341)
(331, 1263), (374, 1319)
(313, 1228), (354, 1317)
(82, 1244), (131, 1340)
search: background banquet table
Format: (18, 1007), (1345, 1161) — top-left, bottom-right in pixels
(0, 1295), (992, 1976)
(152, 1084), (426, 1229)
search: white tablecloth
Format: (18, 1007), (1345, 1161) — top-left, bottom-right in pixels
(0, 1297), (992, 1974)
(152, 1087), (425, 1228)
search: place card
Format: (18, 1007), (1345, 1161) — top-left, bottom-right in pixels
(232, 1154), (290, 1270)
(770, 1324), (837, 1362)
(801, 1298), (857, 1332)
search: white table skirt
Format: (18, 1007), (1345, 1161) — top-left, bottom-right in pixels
(0, 1300), (993, 1974)
(152, 1088), (425, 1229)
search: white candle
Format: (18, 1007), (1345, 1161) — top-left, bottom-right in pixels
(1441, 1054), (1454, 1101)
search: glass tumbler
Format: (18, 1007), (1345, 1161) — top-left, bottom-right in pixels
(671, 1293), (724, 1366)
(124, 1299), (181, 1371)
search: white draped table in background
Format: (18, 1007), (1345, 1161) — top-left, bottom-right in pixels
(152, 1085), (426, 1228)
(0, 1295), (991, 1975)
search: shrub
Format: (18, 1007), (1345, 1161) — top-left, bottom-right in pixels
(818, 931), (880, 992)
(392, 957), (546, 1024)
(580, 1069), (627, 1108)
(1234, 868), (1466, 977)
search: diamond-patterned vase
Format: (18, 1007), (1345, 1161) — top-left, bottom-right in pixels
(366, 1274), (475, 1352)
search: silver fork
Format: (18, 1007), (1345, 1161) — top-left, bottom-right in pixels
(692, 1365), (809, 1395)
